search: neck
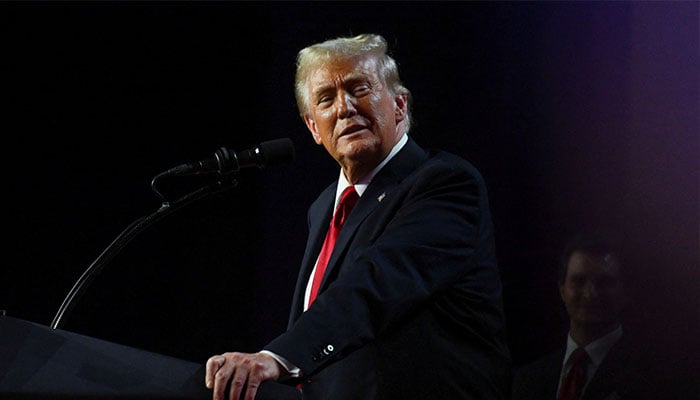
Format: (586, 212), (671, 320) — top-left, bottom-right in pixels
(339, 147), (385, 184)
(342, 165), (372, 184)
(341, 129), (408, 184)
(570, 321), (620, 346)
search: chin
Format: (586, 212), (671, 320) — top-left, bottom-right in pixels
(344, 141), (380, 159)
(577, 315), (618, 327)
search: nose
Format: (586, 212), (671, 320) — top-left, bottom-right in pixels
(582, 281), (599, 299)
(336, 92), (357, 119)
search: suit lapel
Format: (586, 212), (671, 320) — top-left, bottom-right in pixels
(583, 339), (631, 400)
(288, 184), (336, 323)
(316, 139), (427, 294)
(549, 349), (566, 398)
(303, 187), (336, 281)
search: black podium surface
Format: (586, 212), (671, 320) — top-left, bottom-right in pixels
(0, 316), (301, 400)
(0, 315), (210, 399)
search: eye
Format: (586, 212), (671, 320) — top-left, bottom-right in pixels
(569, 276), (585, 287)
(353, 84), (371, 96)
(596, 277), (618, 290)
(314, 93), (334, 108)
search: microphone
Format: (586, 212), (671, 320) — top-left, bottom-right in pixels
(163, 138), (295, 176)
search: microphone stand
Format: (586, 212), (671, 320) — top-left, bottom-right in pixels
(50, 171), (238, 330)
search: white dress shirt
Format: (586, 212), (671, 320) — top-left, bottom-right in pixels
(557, 324), (623, 396)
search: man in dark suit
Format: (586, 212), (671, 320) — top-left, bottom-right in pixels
(511, 232), (671, 400)
(205, 33), (511, 400)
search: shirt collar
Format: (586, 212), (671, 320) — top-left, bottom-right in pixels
(563, 324), (623, 368)
(334, 133), (408, 205)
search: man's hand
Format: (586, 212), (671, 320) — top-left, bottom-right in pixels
(205, 351), (282, 400)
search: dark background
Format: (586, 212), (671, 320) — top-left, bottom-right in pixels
(3, 0), (698, 376)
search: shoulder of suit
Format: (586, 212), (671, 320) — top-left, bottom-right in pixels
(416, 150), (486, 184)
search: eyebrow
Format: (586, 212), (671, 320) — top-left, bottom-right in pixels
(311, 73), (369, 98)
(568, 271), (619, 281)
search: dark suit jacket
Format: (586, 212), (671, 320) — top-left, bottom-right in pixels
(511, 333), (675, 400)
(265, 138), (511, 400)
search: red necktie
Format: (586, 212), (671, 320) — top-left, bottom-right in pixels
(558, 347), (590, 400)
(307, 185), (359, 307)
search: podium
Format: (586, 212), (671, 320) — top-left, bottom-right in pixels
(0, 316), (300, 400)
(0, 315), (210, 399)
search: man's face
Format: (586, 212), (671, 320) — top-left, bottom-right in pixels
(302, 55), (407, 182)
(559, 251), (626, 329)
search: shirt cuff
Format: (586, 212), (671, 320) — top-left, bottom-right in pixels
(260, 350), (302, 378)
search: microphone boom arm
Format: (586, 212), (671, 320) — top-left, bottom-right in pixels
(50, 178), (238, 330)
(51, 138), (294, 329)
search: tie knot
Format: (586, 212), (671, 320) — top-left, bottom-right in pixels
(335, 185), (359, 224)
(570, 347), (589, 366)
(339, 185), (358, 203)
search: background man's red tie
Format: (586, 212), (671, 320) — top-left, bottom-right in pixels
(307, 185), (359, 307)
(558, 347), (590, 400)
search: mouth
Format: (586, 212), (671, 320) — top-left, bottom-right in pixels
(339, 124), (368, 138)
(578, 304), (605, 313)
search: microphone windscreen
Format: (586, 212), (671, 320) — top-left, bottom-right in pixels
(260, 138), (295, 167)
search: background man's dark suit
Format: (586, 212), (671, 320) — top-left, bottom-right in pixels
(511, 332), (674, 400)
(265, 138), (511, 399)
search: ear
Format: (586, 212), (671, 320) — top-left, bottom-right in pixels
(394, 93), (408, 122)
(304, 114), (322, 144)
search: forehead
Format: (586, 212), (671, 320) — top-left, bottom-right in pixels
(306, 55), (380, 88)
(566, 251), (621, 279)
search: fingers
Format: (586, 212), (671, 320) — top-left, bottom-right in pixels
(205, 355), (224, 389)
(206, 354), (229, 400)
(205, 352), (278, 400)
(230, 358), (254, 400)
